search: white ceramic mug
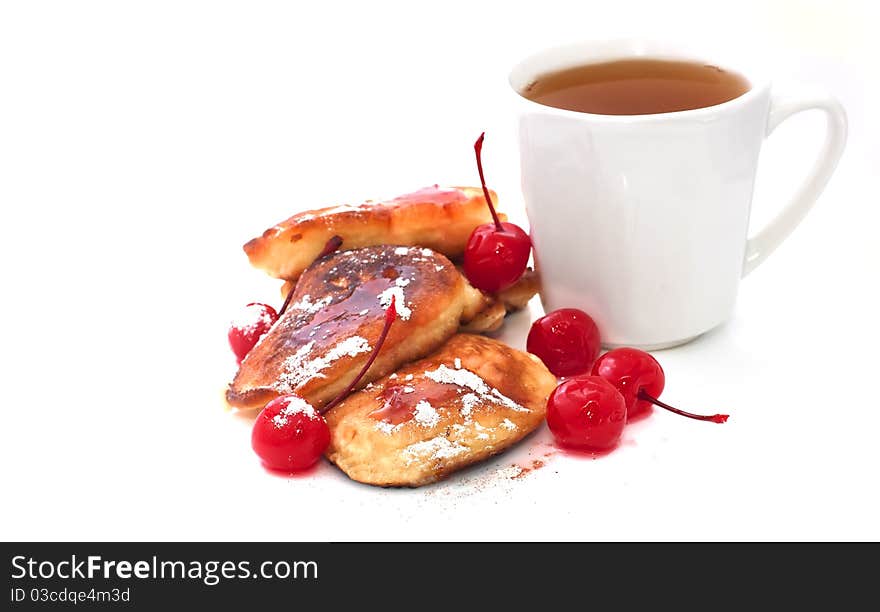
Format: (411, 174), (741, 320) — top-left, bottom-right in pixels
(510, 40), (847, 349)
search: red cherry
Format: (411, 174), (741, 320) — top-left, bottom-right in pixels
(462, 133), (531, 293)
(546, 376), (627, 451)
(463, 223), (532, 293)
(250, 295), (398, 472)
(591, 348), (663, 419)
(252, 395), (330, 471)
(591, 348), (728, 423)
(527, 308), (601, 377)
(228, 303), (278, 364)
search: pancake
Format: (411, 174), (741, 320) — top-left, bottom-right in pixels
(458, 268), (540, 333)
(459, 300), (506, 333)
(244, 185), (504, 282)
(324, 334), (557, 487)
(227, 245), (483, 411)
(278, 268), (539, 334)
(496, 268), (540, 311)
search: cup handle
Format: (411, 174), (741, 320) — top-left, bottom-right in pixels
(742, 89), (847, 276)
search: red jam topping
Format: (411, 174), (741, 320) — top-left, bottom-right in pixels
(391, 185), (467, 206)
(368, 379), (460, 425)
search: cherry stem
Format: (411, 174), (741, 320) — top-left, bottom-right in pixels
(317, 234), (344, 260)
(278, 235), (343, 316)
(474, 132), (503, 231)
(638, 389), (729, 424)
(321, 295), (397, 413)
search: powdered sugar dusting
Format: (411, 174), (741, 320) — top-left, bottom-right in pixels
(454, 358), (462, 370)
(460, 393), (480, 418)
(423, 364), (529, 414)
(274, 336), (371, 392)
(394, 246), (410, 255)
(425, 364), (488, 394)
(377, 286), (412, 320)
(271, 396), (318, 428)
(489, 388), (529, 412)
(375, 421), (397, 435)
(500, 418), (517, 430)
(289, 294), (332, 315)
(231, 306), (275, 335)
(403, 436), (467, 465)
(412, 400), (440, 428)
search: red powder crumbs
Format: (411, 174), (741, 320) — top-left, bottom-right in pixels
(510, 459), (547, 480)
(511, 466), (531, 480)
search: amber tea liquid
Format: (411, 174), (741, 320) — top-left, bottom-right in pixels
(522, 58), (750, 115)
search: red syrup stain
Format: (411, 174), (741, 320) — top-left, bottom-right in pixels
(367, 380), (460, 425)
(269, 247), (434, 359)
(280, 276), (399, 351)
(559, 445), (619, 460)
(260, 459), (325, 479)
(390, 185), (467, 206)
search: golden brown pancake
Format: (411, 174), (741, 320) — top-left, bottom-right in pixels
(459, 300), (506, 333)
(457, 268), (540, 333)
(324, 334), (556, 487)
(278, 268), (539, 334)
(227, 245), (484, 411)
(244, 185), (504, 281)
(496, 268), (540, 311)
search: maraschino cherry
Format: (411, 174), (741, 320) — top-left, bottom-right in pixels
(228, 303), (278, 364)
(546, 376), (627, 451)
(229, 235), (342, 364)
(527, 308), (601, 377)
(462, 133), (532, 293)
(251, 395), (331, 472)
(591, 347), (729, 423)
(251, 296), (397, 472)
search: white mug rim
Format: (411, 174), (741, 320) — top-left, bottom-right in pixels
(509, 38), (771, 122)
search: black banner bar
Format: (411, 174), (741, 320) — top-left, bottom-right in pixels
(1, 542), (874, 608)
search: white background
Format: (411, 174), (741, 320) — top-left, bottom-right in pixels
(1, 0), (878, 541)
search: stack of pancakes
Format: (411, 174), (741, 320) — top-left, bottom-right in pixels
(227, 186), (555, 486)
